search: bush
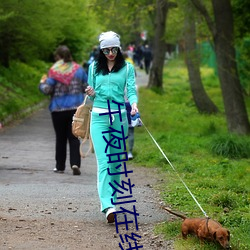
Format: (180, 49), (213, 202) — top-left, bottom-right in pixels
(210, 134), (250, 159)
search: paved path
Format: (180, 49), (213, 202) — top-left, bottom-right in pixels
(135, 68), (149, 88)
(0, 70), (172, 249)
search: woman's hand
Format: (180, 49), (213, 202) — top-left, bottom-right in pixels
(85, 86), (96, 97)
(131, 103), (138, 116)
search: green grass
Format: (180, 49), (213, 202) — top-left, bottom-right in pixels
(133, 58), (250, 250)
(0, 60), (50, 123)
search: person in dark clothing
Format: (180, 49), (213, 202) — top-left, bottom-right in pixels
(134, 45), (144, 69)
(143, 44), (152, 74)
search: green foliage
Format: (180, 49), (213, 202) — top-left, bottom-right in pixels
(0, 60), (49, 122)
(154, 221), (181, 240)
(165, 3), (184, 44)
(236, 37), (250, 95)
(210, 134), (250, 159)
(165, 0), (213, 45)
(210, 191), (238, 209)
(232, 0), (250, 39)
(92, 0), (156, 46)
(133, 58), (250, 249)
(0, 0), (100, 66)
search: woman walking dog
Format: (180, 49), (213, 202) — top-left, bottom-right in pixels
(85, 31), (138, 223)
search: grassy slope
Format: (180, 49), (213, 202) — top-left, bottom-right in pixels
(133, 59), (250, 250)
(0, 60), (50, 123)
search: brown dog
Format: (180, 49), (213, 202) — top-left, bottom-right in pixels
(162, 207), (231, 249)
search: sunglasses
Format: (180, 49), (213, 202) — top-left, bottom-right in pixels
(102, 47), (119, 55)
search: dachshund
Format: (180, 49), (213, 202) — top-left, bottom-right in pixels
(162, 206), (231, 249)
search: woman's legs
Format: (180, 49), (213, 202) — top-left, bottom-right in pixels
(51, 112), (67, 171)
(51, 110), (80, 171)
(91, 111), (128, 212)
(67, 110), (81, 168)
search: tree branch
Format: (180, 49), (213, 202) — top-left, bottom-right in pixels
(190, 0), (216, 37)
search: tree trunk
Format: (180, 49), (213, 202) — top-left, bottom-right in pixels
(191, 0), (250, 134)
(147, 0), (169, 89)
(212, 0), (250, 134)
(184, 4), (218, 114)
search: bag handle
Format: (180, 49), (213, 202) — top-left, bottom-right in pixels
(79, 95), (94, 158)
(83, 94), (88, 105)
(79, 61), (95, 158)
(79, 136), (94, 158)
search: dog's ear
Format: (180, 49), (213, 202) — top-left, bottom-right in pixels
(213, 231), (217, 240)
(227, 230), (230, 240)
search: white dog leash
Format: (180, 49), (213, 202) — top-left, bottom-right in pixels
(139, 118), (209, 218)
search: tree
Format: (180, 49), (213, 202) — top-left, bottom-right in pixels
(184, 1), (218, 114)
(191, 0), (250, 134)
(91, 0), (155, 48)
(0, 0), (98, 66)
(148, 0), (177, 89)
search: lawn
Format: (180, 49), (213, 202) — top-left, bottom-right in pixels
(133, 58), (250, 250)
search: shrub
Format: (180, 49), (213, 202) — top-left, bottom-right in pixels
(210, 191), (237, 209)
(210, 135), (250, 158)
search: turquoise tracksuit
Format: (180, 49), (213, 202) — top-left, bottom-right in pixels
(88, 62), (137, 212)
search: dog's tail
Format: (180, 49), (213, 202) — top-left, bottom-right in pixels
(161, 206), (187, 220)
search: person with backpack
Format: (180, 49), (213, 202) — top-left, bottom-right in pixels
(85, 31), (138, 223)
(39, 45), (88, 175)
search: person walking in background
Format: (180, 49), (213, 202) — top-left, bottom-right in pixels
(123, 51), (137, 160)
(123, 51), (134, 66)
(85, 31), (138, 223)
(143, 44), (152, 74)
(87, 46), (100, 71)
(134, 44), (144, 69)
(39, 45), (88, 175)
(88, 46), (99, 64)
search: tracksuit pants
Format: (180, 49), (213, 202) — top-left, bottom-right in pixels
(90, 109), (128, 212)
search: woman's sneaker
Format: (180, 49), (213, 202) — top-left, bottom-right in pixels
(128, 152), (133, 160)
(72, 165), (81, 175)
(105, 207), (116, 223)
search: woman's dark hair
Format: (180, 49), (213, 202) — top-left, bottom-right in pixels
(54, 45), (73, 63)
(95, 48), (126, 75)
